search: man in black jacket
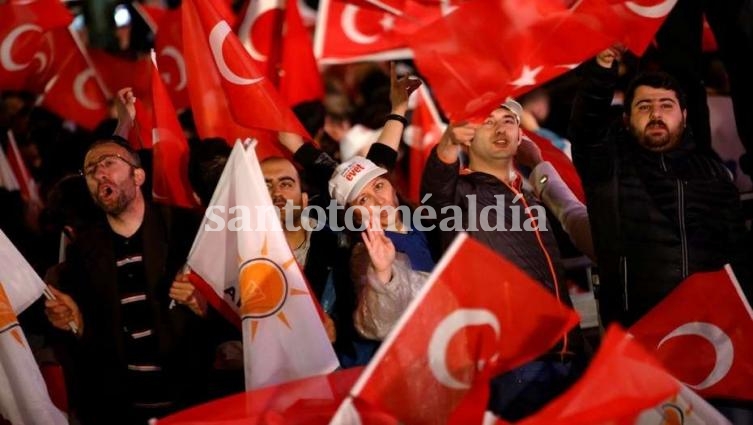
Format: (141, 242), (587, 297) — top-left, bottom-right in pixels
(422, 100), (585, 421)
(568, 47), (749, 327)
(44, 137), (210, 424)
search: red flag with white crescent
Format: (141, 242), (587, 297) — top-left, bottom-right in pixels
(39, 28), (109, 131)
(0, 0), (72, 92)
(630, 266), (753, 401)
(154, 8), (190, 110)
(331, 233), (579, 424)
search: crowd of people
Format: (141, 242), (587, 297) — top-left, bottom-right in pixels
(2, 2), (753, 423)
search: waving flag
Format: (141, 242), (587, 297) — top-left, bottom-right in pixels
(331, 233), (579, 424)
(516, 325), (729, 425)
(630, 266), (753, 401)
(187, 142), (338, 389)
(0, 229), (67, 425)
(405, 85), (446, 202)
(153, 8), (190, 110)
(0, 0), (72, 92)
(138, 56), (199, 209)
(182, 0), (307, 157)
(314, 0), (452, 64)
(38, 28), (109, 131)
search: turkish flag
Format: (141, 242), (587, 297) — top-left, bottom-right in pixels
(139, 58), (200, 209)
(153, 8), (190, 110)
(582, 0), (678, 56)
(39, 28), (109, 131)
(405, 85), (446, 202)
(630, 265), (753, 401)
(408, 0), (613, 120)
(279, 0), (325, 106)
(182, 0), (309, 143)
(313, 0), (447, 64)
(516, 325), (680, 425)
(237, 0), (285, 83)
(155, 367), (364, 425)
(332, 233), (580, 424)
(525, 130), (585, 202)
(0, 0), (72, 92)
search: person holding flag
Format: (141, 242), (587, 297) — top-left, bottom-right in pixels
(43, 136), (211, 425)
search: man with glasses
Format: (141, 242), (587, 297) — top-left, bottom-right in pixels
(44, 137), (209, 424)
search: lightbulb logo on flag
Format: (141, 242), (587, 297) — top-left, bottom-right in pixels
(238, 235), (309, 339)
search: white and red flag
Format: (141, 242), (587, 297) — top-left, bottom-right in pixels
(405, 84), (445, 202)
(182, 0), (309, 157)
(331, 233), (580, 424)
(516, 325), (730, 425)
(134, 55), (200, 209)
(0, 0), (72, 93)
(38, 27), (109, 131)
(187, 142), (338, 389)
(0, 229), (67, 425)
(630, 265), (753, 401)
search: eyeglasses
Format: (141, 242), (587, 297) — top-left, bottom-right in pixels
(80, 154), (139, 178)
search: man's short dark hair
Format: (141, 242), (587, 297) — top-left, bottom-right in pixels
(624, 71), (687, 115)
(259, 156), (310, 193)
(87, 135), (142, 168)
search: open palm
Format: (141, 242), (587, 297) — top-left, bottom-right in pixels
(362, 214), (396, 281)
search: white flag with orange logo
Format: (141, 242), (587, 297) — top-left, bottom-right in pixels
(0, 229), (67, 425)
(187, 141), (339, 389)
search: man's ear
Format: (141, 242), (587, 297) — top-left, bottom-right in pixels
(682, 109), (687, 126)
(622, 112), (629, 127)
(134, 168), (146, 186)
(301, 192), (309, 209)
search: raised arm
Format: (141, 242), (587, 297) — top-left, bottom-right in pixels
(568, 47), (622, 185)
(374, 62), (422, 153)
(113, 87), (136, 139)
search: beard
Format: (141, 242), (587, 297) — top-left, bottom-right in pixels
(633, 119), (684, 152)
(94, 182), (136, 215)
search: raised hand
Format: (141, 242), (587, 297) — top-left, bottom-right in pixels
(361, 214), (396, 284)
(389, 62), (422, 116)
(114, 87), (137, 138)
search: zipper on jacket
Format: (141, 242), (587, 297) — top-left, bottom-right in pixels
(504, 180), (569, 356)
(677, 179), (688, 278)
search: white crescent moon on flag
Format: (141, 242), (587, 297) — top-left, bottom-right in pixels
(624, 0), (678, 18)
(239, 0), (283, 62)
(159, 46), (187, 91)
(657, 321), (734, 390)
(1, 24), (43, 71)
(209, 21), (264, 86)
(341, 5), (379, 45)
(428, 309), (501, 390)
(73, 68), (101, 110)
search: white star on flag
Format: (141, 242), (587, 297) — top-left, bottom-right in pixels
(509, 65), (543, 89)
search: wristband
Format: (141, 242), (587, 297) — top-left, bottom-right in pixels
(385, 113), (408, 127)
